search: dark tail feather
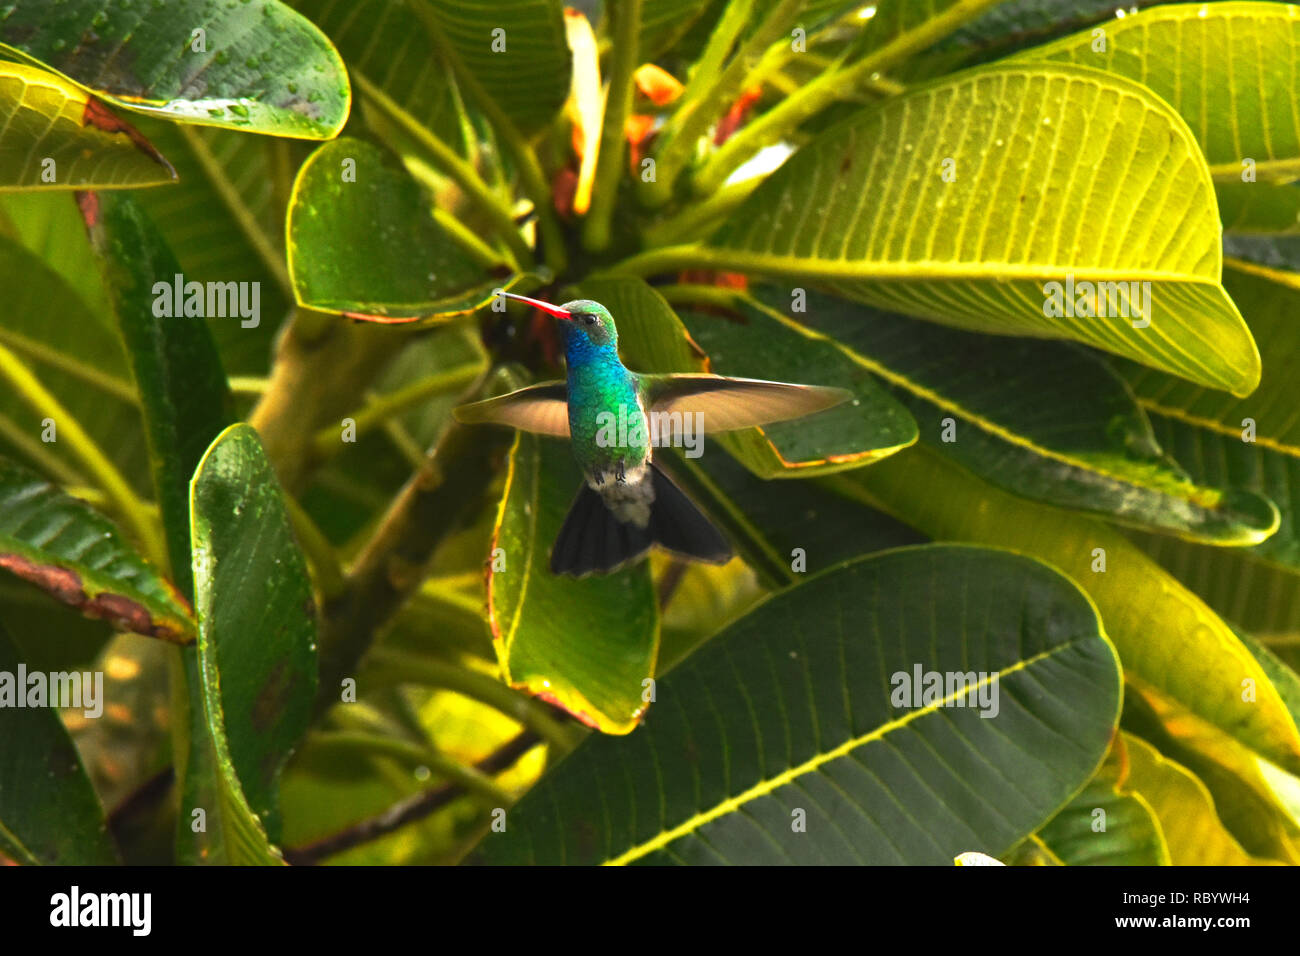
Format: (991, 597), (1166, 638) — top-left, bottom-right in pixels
(549, 463), (732, 576)
(647, 463), (732, 566)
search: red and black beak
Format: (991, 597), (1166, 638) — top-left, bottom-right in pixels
(499, 292), (572, 319)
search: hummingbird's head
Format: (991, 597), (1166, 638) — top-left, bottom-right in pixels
(555, 299), (616, 349)
(498, 292), (617, 352)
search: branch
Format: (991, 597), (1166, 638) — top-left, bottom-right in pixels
(282, 730), (541, 865)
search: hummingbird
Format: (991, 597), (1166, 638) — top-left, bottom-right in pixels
(455, 293), (851, 576)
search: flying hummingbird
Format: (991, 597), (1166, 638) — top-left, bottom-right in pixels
(455, 293), (851, 576)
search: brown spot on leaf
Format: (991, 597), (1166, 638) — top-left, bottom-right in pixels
(253, 659), (294, 733)
(0, 553), (192, 643)
(534, 690), (602, 730)
(81, 98), (176, 178)
(75, 190), (100, 229)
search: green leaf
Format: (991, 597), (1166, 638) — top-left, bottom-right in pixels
(418, 0), (570, 135)
(676, 446), (925, 588)
(0, 621), (119, 865)
(0, 61), (175, 190)
(0, 191), (115, 322)
(1036, 737), (1169, 866)
(764, 286), (1278, 545)
(488, 433), (659, 735)
(640, 0), (713, 59)
(472, 544), (1122, 865)
(129, 118), (291, 374)
(1217, 182), (1300, 236)
(1117, 270), (1300, 635)
(844, 442), (1300, 775)
(189, 424), (319, 863)
(0, 231), (147, 487)
(1015, 2), (1300, 182)
(1123, 681), (1300, 863)
(81, 191), (232, 600)
(0, 456), (192, 641)
(0, 0), (350, 139)
(697, 62), (1259, 395)
(288, 137), (522, 324)
(1120, 732), (1278, 866)
(848, 0), (1007, 60)
(582, 278), (918, 477)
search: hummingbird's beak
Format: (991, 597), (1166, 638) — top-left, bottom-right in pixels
(499, 291), (572, 320)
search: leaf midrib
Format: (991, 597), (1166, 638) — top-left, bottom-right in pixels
(603, 640), (1070, 865)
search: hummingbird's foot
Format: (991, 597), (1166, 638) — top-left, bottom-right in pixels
(616, 461), (627, 483)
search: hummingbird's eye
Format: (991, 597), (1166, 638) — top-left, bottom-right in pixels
(582, 314), (597, 326)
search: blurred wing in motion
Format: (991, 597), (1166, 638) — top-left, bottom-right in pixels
(453, 382), (570, 437)
(639, 374), (852, 432)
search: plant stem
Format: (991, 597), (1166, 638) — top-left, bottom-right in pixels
(306, 731), (513, 805)
(642, 177), (761, 246)
(647, 0), (802, 207)
(352, 70), (532, 271)
(0, 342), (161, 564)
(582, 0), (642, 253)
(590, 242), (703, 280)
(410, 3), (567, 276)
(640, 0), (755, 207)
(310, 362), (483, 460)
(365, 649), (582, 753)
(248, 309), (412, 492)
(314, 402), (514, 709)
(693, 0), (1000, 195)
(282, 730), (540, 865)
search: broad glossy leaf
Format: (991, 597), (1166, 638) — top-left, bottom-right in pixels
(190, 424), (319, 863)
(1118, 270), (1300, 634)
(844, 443), (1300, 775)
(1036, 737), (1168, 866)
(0, 232), (147, 487)
(0, 0), (349, 139)
(701, 63), (1259, 395)
(1123, 681), (1300, 863)
(0, 191), (114, 322)
(82, 191), (232, 600)
(130, 118), (290, 374)
(0, 621), (119, 864)
(288, 137), (522, 324)
(0, 456), (192, 641)
(292, 0), (467, 155)
(580, 278), (917, 477)
(1217, 182), (1300, 235)
(848, 0), (1006, 60)
(420, 0), (570, 135)
(1121, 732), (1278, 866)
(0, 61), (174, 190)
(487, 433), (659, 735)
(676, 446), (925, 588)
(472, 544), (1122, 865)
(1017, 2), (1300, 182)
(767, 287), (1277, 545)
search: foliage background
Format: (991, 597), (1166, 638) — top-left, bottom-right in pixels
(1, 0), (1299, 865)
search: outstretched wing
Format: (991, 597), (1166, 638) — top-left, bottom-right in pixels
(453, 382), (569, 437)
(640, 374), (851, 432)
